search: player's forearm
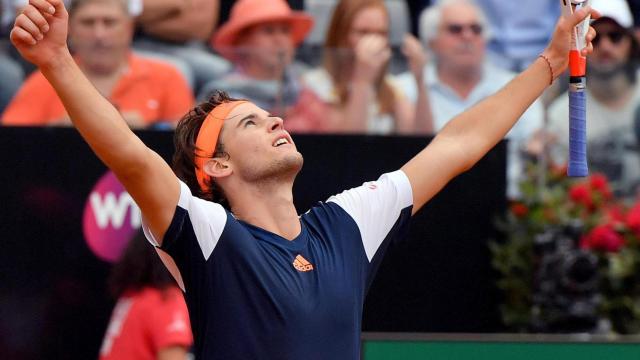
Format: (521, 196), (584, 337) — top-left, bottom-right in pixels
(437, 56), (551, 172)
(40, 51), (149, 175)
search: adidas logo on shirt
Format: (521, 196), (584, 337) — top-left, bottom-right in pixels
(293, 254), (314, 272)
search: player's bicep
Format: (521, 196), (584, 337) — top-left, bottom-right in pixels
(401, 134), (469, 215)
(119, 149), (180, 245)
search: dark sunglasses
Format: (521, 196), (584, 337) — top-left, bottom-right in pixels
(445, 23), (483, 36)
(593, 31), (626, 46)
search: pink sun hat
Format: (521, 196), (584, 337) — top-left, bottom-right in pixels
(212, 0), (314, 54)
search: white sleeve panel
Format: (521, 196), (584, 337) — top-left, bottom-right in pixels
(327, 170), (413, 262)
(143, 180), (227, 261)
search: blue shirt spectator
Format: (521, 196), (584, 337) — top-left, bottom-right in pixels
(397, 0), (543, 198)
(475, 0), (559, 71)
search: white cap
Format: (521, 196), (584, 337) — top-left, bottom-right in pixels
(591, 0), (634, 28)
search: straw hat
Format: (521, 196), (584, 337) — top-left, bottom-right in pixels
(212, 0), (314, 52)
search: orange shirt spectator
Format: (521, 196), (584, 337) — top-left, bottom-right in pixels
(2, 54), (193, 127)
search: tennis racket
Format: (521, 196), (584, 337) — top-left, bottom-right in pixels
(562, 0), (591, 177)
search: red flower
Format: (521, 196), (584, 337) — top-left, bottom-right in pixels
(569, 183), (593, 209)
(580, 224), (625, 252)
(626, 203), (640, 237)
(589, 173), (612, 200)
(510, 203), (529, 218)
(605, 204), (626, 226)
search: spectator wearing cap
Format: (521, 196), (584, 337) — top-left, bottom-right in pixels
(1, 0), (194, 128)
(218, 0), (304, 26)
(548, 0), (640, 197)
(200, 0), (327, 132)
(397, 0), (543, 199)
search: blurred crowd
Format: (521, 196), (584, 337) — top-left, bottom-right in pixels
(2, 0), (640, 198)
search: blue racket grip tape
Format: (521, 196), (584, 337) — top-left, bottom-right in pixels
(568, 88), (588, 177)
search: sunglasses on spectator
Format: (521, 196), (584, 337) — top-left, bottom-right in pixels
(593, 31), (626, 46)
(445, 23), (483, 36)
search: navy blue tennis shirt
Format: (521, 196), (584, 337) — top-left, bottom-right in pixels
(144, 170), (413, 359)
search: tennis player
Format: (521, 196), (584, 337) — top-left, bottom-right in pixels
(10, 0), (598, 358)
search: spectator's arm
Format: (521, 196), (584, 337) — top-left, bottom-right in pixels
(412, 77), (433, 134)
(140, 0), (218, 42)
(328, 81), (374, 133)
(396, 34), (433, 134)
(157, 346), (189, 360)
(392, 92), (415, 133)
(136, 0), (184, 25)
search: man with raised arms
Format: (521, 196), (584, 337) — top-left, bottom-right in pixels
(10, 1), (597, 358)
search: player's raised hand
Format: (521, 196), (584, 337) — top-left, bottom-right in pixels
(10, 0), (69, 68)
(542, 5), (599, 79)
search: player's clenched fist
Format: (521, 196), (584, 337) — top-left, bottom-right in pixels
(10, 0), (70, 68)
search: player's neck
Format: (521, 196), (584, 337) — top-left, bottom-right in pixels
(229, 181), (300, 240)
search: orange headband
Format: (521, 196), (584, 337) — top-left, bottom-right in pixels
(194, 100), (248, 191)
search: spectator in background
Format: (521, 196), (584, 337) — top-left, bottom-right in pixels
(398, 0), (543, 198)
(302, 0), (432, 134)
(475, 0), (560, 71)
(202, 1), (299, 121)
(133, 0), (229, 93)
(0, 0), (25, 114)
(2, 0), (193, 127)
(203, 0), (327, 132)
(548, 0), (640, 197)
(99, 233), (192, 360)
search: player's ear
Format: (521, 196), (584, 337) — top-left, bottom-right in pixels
(204, 158), (232, 179)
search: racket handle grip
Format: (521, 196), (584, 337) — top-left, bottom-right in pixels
(568, 84), (588, 177)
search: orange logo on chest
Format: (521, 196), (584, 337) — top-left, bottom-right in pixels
(293, 254), (314, 272)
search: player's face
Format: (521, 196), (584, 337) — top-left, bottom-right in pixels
(347, 5), (389, 49)
(432, 4), (485, 70)
(69, 1), (133, 74)
(590, 20), (632, 72)
(219, 103), (303, 182)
